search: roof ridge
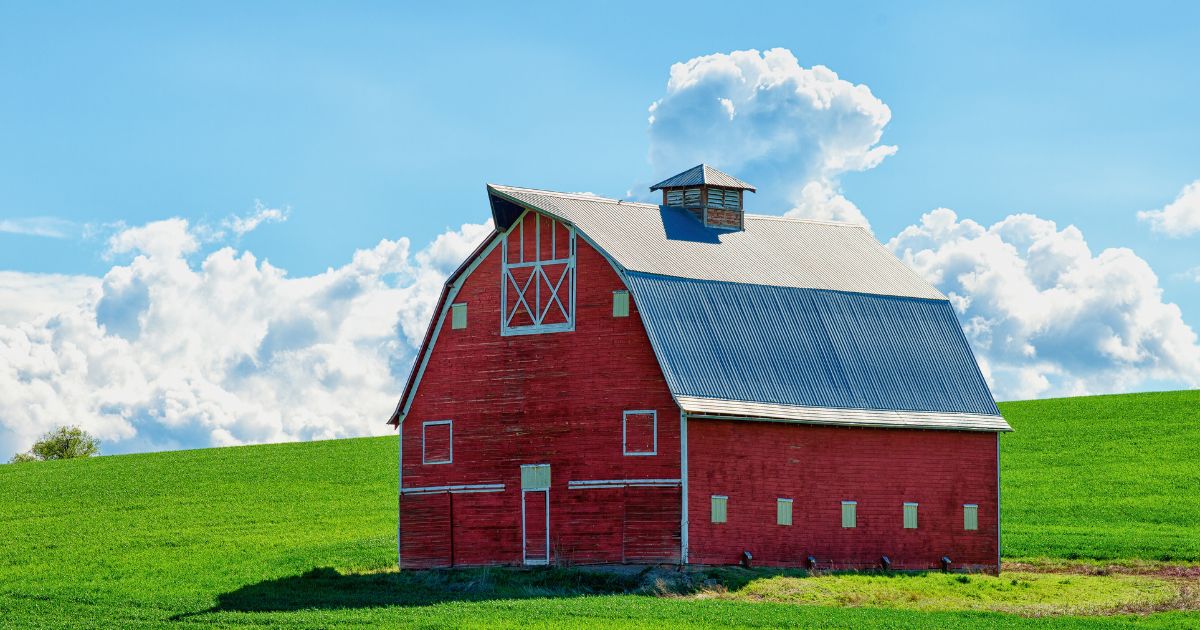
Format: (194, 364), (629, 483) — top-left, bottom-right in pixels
(491, 184), (869, 228)
(488, 183), (661, 207)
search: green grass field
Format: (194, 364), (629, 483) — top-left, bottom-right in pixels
(999, 390), (1200, 562)
(0, 390), (1197, 628)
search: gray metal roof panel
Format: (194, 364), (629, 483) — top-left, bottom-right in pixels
(488, 184), (945, 300)
(626, 273), (1002, 422)
(650, 164), (757, 191)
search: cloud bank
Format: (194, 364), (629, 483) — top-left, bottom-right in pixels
(0, 215), (491, 460)
(1138, 179), (1200, 237)
(890, 209), (1200, 400)
(647, 48), (895, 225)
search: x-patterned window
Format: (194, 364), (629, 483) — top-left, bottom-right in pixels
(501, 211), (575, 336)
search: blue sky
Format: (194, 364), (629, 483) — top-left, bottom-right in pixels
(3, 2), (1197, 286)
(1, 1), (1198, 458)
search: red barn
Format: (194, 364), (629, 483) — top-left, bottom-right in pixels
(388, 164), (1011, 572)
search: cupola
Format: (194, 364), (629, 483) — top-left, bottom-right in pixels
(650, 164), (756, 230)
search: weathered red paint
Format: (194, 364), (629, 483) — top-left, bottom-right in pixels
(397, 208), (1000, 571)
(400, 211), (680, 568)
(687, 420), (999, 571)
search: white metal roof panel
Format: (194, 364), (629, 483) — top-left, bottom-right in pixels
(488, 184), (946, 300)
(678, 396), (1012, 432)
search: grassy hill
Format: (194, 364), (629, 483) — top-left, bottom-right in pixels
(0, 390), (1197, 628)
(998, 390), (1200, 561)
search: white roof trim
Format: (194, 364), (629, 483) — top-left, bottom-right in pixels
(677, 396), (1012, 432)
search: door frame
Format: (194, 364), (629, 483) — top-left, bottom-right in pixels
(520, 464), (551, 566)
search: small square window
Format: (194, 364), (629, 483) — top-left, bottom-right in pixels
(904, 502), (919, 529)
(623, 410), (656, 456)
(422, 421), (452, 464)
(451, 303), (467, 329)
(964, 504), (979, 531)
(841, 501), (857, 528)
(613, 290), (630, 317)
(521, 464), (550, 490)
(777, 498), (793, 526)
(711, 495), (727, 524)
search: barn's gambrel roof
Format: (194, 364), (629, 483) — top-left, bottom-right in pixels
(390, 184), (1010, 432)
(488, 185), (945, 300)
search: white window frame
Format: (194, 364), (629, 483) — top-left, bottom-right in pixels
(450, 303), (467, 329)
(622, 410), (657, 456)
(841, 500), (857, 529)
(500, 211), (576, 336)
(777, 498), (793, 526)
(612, 290), (630, 317)
(964, 503), (979, 531)
(904, 502), (919, 529)
(421, 420), (453, 465)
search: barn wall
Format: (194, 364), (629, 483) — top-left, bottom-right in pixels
(687, 419), (999, 571)
(400, 213), (681, 568)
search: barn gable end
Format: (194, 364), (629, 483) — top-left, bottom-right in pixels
(397, 212), (682, 568)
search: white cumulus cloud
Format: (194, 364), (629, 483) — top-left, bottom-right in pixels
(1138, 179), (1200, 237)
(0, 216), (492, 460)
(647, 48), (895, 226)
(890, 208), (1200, 400)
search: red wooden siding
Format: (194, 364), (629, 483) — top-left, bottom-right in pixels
(687, 420), (999, 571)
(400, 213), (681, 568)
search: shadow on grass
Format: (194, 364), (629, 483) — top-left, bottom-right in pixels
(179, 565), (647, 617)
(179, 564), (935, 619)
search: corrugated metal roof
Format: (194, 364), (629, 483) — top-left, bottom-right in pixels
(625, 273), (1002, 421)
(649, 164), (757, 191)
(677, 397), (1011, 432)
(488, 185), (945, 300)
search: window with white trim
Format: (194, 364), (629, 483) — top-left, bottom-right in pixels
(422, 420), (452, 464)
(612, 290), (630, 317)
(903, 502), (919, 529)
(841, 501), (857, 528)
(711, 495), (727, 523)
(964, 504), (979, 531)
(622, 410), (656, 456)
(450, 303), (467, 329)
(777, 498), (793, 526)
(501, 211), (575, 336)
(521, 464), (550, 490)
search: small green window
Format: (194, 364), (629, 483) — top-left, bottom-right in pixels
(841, 501), (857, 528)
(451, 303), (467, 329)
(904, 502), (919, 529)
(964, 504), (978, 531)
(613, 290), (630, 317)
(521, 464), (550, 491)
(777, 498), (793, 526)
(711, 495), (727, 524)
